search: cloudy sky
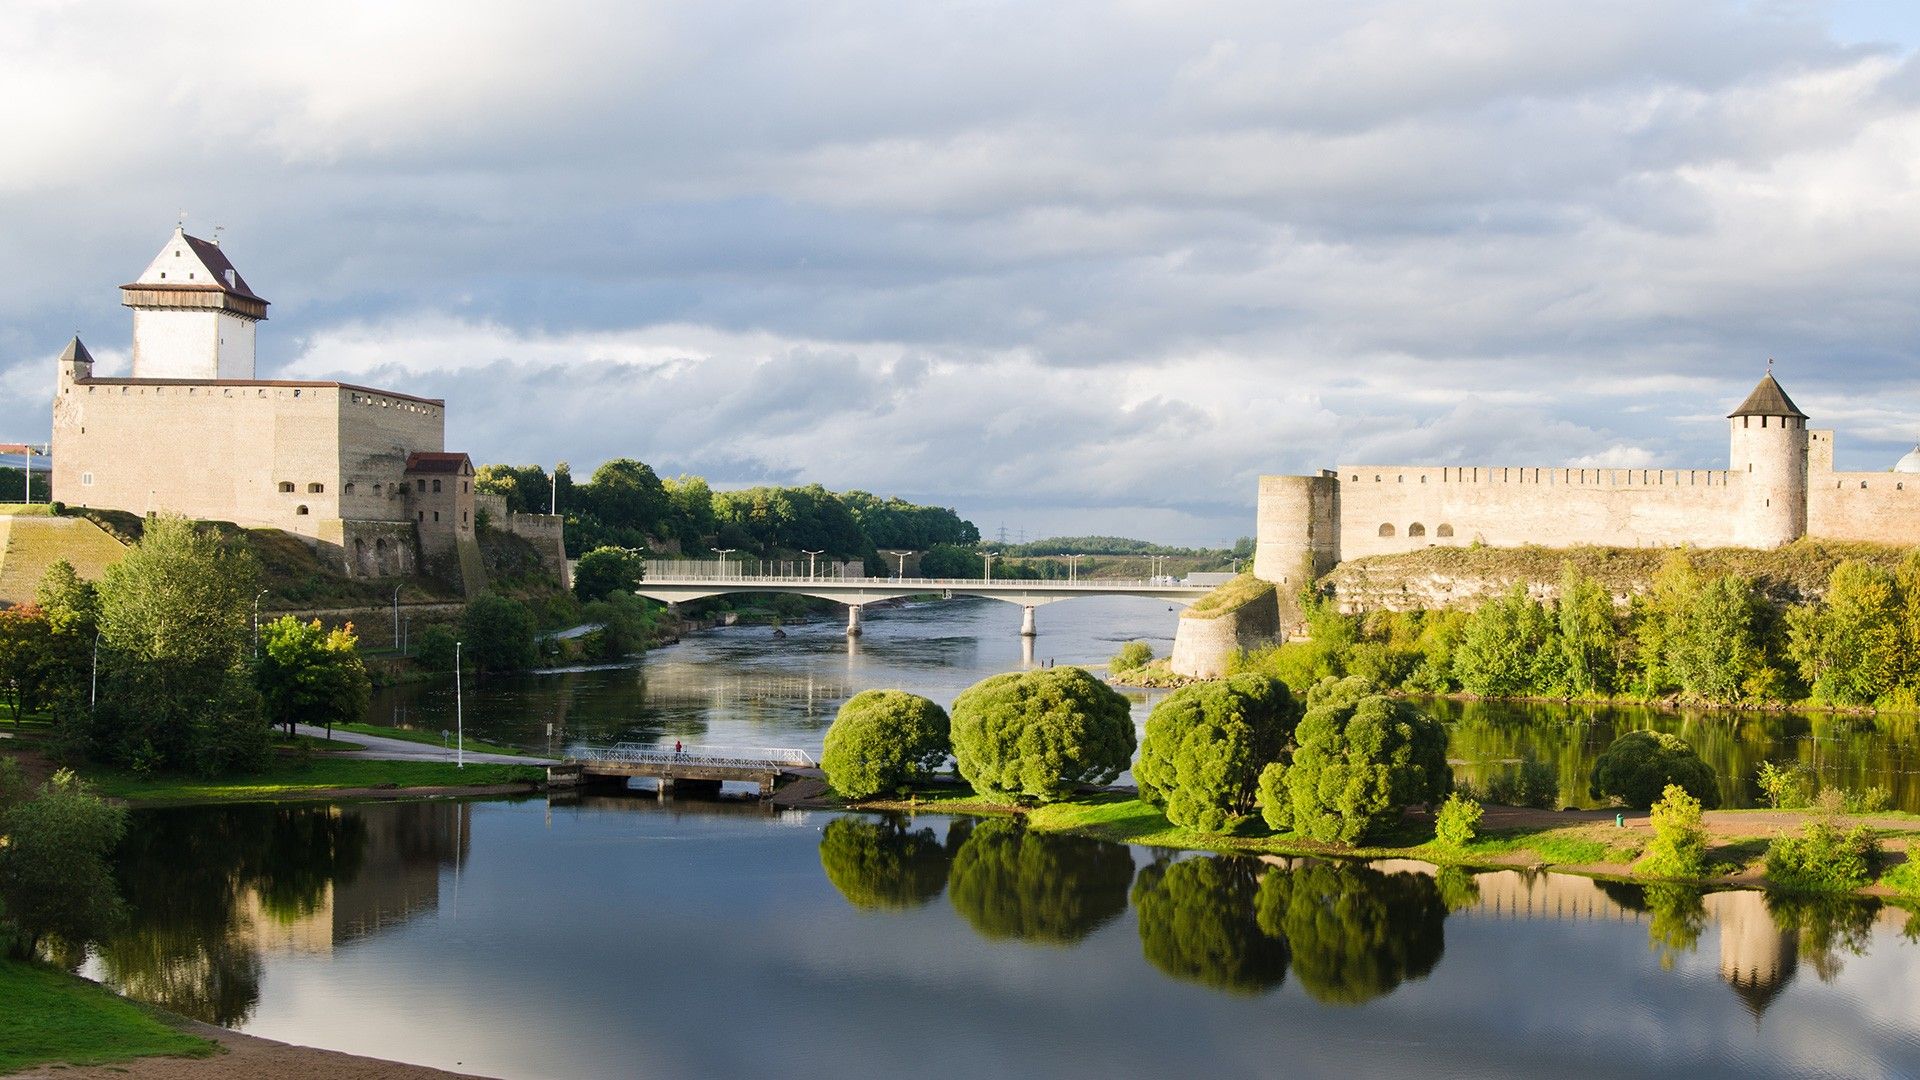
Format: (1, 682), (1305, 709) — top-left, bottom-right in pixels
(7, 1), (1920, 545)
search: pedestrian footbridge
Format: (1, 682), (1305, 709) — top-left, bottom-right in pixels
(632, 568), (1212, 637)
(549, 743), (819, 799)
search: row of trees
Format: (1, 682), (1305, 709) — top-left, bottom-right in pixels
(0, 517), (371, 775)
(1242, 551), (1920, 708)
(476, 459), (979, 564)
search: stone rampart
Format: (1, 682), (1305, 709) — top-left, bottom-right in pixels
(1168, 584), (1279, 678)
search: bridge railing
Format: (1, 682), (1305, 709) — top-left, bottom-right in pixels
(638, 572), (1192, 588)
(574, 742), (819, 770)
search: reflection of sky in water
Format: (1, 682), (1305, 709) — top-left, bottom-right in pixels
(101, 800), (1920, 1079)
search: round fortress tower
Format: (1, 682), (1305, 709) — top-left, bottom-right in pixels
(1728, 370), (1808, 548)
(1253, 473), (1340, 587)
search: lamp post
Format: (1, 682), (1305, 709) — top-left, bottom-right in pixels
(90, 631), (99, 711)
(1064, 554), (1084, 582)
(253, 588), (269, 659)
(982, 551), (999, 583)
(454, 640), (464, 769)
(888, 550), (913, 578)
(391, 585), (401, 650)
(712, 548), (736, 578)
(801, 548), (824, 580)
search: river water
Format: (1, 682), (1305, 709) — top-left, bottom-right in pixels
(77, 596), (1920, 1077)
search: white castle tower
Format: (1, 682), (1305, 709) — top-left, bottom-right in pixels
(1727, 369), (1809, 548)
(119, 227), (269, 379)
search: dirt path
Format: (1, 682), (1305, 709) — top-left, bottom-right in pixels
(13, 1021), (494, 1080)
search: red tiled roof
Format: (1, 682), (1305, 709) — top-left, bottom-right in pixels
(405, 451), (472, 474)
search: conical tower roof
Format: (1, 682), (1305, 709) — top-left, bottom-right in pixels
(1728, 371), (1806, 420)
(58, 335), (93, 366)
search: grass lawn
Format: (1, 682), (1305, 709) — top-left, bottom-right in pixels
(332, 721), (529, 758)
(86, 757), (546, 803)
(0, 959), (213, 1072)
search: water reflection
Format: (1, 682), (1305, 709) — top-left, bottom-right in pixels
(945, 819), (1135, 944)
(1132, 856), (1288, 995)
(1262, 859), (1447, 1004)
(817, 816), (956, 911)
(92, 802), (468, 1025)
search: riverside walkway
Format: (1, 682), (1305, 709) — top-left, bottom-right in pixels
(633, 563), (1213, 636)
(550, 743), (819, 798)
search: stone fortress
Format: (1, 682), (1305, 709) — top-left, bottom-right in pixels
(1252, 370), (1920, 589)
(47, 227), (564, 592)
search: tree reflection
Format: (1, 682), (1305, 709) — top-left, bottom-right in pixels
(1133, 856), (1288, 996)
(818, 816), (953, 911)
(1766, 892), (1877, 982)
(947, 819), (1133, 944)
(1643, 883), (1707, 970)
(1259, 861), (1446, 1005)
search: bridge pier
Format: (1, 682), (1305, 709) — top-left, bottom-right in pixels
(846, 603), (863, 637)
(1020, 605), (1036, 637)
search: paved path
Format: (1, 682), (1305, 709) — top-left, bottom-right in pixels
(295, 724), (558, 766)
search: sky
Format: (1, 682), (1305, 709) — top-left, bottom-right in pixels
(6, 1), (1920, 546)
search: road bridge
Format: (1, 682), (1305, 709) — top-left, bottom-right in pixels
(549, 743), (819, 799)
(632, 570), (1212, 637)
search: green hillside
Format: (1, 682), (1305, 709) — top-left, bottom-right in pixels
(0, 514), (129, 603)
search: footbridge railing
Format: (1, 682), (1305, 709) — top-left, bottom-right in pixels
(573, 742), (819, 770)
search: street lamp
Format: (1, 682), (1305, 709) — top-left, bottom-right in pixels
(391, 585), (402, 650)
(1064, 554), (1084, 582)
(454, 640), (464, 769)
(252, 588), (269, 659)
(888, 550), (913, 578)
(801, 548), (824, 580)
(711, 548), (737, 578)
(982, 551), (999, 582)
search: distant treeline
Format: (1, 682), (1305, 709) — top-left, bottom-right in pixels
(476, 461), (979, 567)
(1003, 535), (1252, 558)
(1239, 549), (1920, 710)
(0, 466), (51, 503)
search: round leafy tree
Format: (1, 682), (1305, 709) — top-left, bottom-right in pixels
(821, 690), (952, 799)
(1135, 674), (1296, 833)
(1132, 856), (1288, 995)
(1257, 860), (1446, 1005)
(1263, 676), (1450, 844)
(817, 816), (953, 911)
(949, 667), (1135, 802)
(946, 819), (1134, 944)
(1588, 730), (1720, 809)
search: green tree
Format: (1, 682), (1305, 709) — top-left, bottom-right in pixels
(1639, 784), (1709, 878)
(475, 463), (552, 515)
(820, 690), (952, 799)
(573, 546), (646, 602)
(947, 820), (1134, 943)
(1261, 861), (1447, 1005)
(578, 593), (653, 662)
(93, 516), (262, 774)
(1671, 575), (1774, 702)
(0, 770), (126, 958)
(583, 458), (672, 537)
(458, 593), (538, 673)
(413, 625), (458, 671)
(918, 544), (983, 578)
(1589, 730), (1720, 809)
(949, 667), (1135, 803)
(0, 603), (49, 722)
(1433, 792), (1481, 849)
(662, 474), (717, 548)
(1558, 563), (1619, 696)
(1765, 819), (1880, 892)
(1133, 856), (1288, 995)
(256, 617), (371, 741)
(1452, 583), (1561, 696)
(1134, 674), (1296, 833)
(1110, 640), (1153, 673)
(1786, 560), (1904, 705)
(1265, 677), (1451, 845)
(817, 816), (953, 911)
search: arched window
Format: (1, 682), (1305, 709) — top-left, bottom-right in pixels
(308, 482), (324, 494)
(278, 481), (294, 493)
(432, 479), (442, 493)
(373, 483), (382, 495)
(295, 505), (309, 516)
(344, 482), (355, 496)
(1436, 524), (1455, 537)
(1378, 523), (1396, 537)
(1408, 523), (1426, 537)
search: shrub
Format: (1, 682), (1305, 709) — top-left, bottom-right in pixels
(1756, 760), (1814, 809)
(459, 593), (539, 673)
(1479, 758), (1559, 809)
(0, 770), (126, 958)
(1268, 676), (1451, 845)
(573, 546), (646, 603)
(1134, 674), (1295, 834)
(820, 690), (952, 799)
(1433, 793), (1481, 849)
(1589, 730), (1720, 810)
(949, 667), (1135, 803)
(1256, 761), (1291, 831)
(1765, 820), (1881, 892)
(1639, 784), (1709, 879)
(1110, 641), (1153, 673)
(413, 625), (458, 671)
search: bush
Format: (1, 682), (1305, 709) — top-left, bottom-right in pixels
(459, 593), (539, 673)
(1639, 784), (1709, 879)
(1433, 793), (1481, 849)
(1263, 676), (1450, 845)
(413, 625), (458, 671)
(1110, 641), (1153, 673)
(0, 770), (126, 958)
(1589, 730), (1720, 810)
(1478, 758), (1559, 809)
(949, 667), (1134, 803)
(573, 546), (646, 603)
(1134, 674), (1296, 834)
(1765, 820), (1881, 892)
(1756, 760), (1814, 809)
(820, 690), (952, 799)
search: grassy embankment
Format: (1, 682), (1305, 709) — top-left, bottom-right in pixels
(84, 758), (546, 804)
(850, 786), (1920, 898)
(331, 721), (531, 758)
(0, 960), (212, 1072)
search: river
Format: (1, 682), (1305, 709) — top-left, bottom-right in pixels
(73, 596), (1920, 1077)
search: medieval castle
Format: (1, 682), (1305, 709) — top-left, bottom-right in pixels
(47, 227), (563, 591)
(1251, 371), (1920, 589)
